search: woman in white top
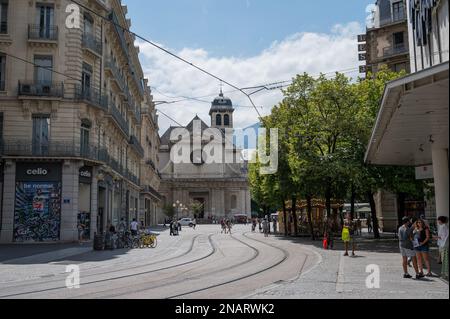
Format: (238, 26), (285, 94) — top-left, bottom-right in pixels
(434, 216), (449, 264)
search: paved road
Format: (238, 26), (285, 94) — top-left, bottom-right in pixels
(0, 225), (447, 299)
(0, 225), (319, 299)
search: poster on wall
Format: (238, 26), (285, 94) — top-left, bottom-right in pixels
(14, 182), (62, 242)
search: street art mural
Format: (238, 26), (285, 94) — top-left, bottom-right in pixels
(14, 182), (62, 242)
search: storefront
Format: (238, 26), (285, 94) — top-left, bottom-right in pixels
(13, 162), (62, 242)
(78, 166), (92, 240)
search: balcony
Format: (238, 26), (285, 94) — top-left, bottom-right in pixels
(108, 157), (124, 175)
(109, 103), (130, 137)
(382, 43), (408, 57)
(1, 140), (107, 163)
(129, 135), (145, 157)
(125, 169), (140, 186)
(74, 85), (108, 111)
(108, 11), (129, 58)
(82, 33), (102, 56)
(28, 24), (58, 42)
(105, 58), (126, 93)
(18, 81), (64, 98)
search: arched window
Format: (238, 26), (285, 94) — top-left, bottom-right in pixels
(224, 114), (230, 126)
(216, 114), (222, 126)
(231, 195), (237, 210)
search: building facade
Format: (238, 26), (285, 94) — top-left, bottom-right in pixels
(158, 92), (251, 220)
(0, 0), (162, 243)
(364, 0), (411, 76)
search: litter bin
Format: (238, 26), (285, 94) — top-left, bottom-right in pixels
(93, 233), (105, 251)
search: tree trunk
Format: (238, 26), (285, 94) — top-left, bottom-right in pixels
(326, 186), (332, 218)
(307, 196), (316, 240)
(350, 184), (356, 220)
(397, 192), (406, 226)
(282, 200), (288, 237)
(292, 196), (298, 236)
(368, 192), (380, 239)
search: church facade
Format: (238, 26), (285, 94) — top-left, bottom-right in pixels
(158, 92), (251, 220)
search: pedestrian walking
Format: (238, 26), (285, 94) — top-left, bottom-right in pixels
(398, 217), (420, 279)
(192, 218), (197, 230)
(413, 219), (432, 277)
(258, 219), (263, 233)
(169, 220), (174, 236)
(77, 220), (85, 245)
(342, 214), (356, 257)
(434, 216), (449, 265)
(221, 219), (227, 234)
(262, 218), (269, 237)
(367, 215), (373, 234)
(226, 219), (232, 234)
(130, 218), (139, 237)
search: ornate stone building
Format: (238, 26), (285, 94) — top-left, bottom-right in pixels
(158, 92), (251, 220)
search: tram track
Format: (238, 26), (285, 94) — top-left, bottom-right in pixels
(96, 232), (262, 298)
(0, 233), (198, 290)
(165, 232), (291, 299)
(0, 234), (217, 299)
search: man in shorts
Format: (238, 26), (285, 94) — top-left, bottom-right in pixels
(398, 217), (420, 279)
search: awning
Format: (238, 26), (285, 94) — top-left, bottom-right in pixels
(365, 62), (449, 166)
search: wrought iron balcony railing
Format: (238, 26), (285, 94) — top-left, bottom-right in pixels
(129, 135), (145, 157)
(82, 33), (102, 55)
(109, 103), (130, 136)
(18, 81), (64, 98)
(74, 85), (108, 111)
(1, 140), (107, 162)
(105, 58), (126, 92)
(28, 24), (58, 41)
(382, 43), (408, 57)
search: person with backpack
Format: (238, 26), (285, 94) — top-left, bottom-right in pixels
(398, 217), (420, 279)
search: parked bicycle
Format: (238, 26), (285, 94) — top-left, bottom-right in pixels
(139, 230), (157, 248)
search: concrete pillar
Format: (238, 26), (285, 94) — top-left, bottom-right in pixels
(90, 167), (98, 239)
(61, 160), (82, 242)
(0, 161), (15, 243)
(432, 148), (449, 218)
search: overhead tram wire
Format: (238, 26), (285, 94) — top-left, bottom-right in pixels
(69, 0), (265, 122)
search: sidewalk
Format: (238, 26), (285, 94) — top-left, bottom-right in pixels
(249, 237), (449, 299)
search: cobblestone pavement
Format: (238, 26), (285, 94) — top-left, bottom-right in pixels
(0, 226), (447, 299)
(247, 235), (449, 299)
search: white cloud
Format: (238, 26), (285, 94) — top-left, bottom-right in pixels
(137, 22), (363, 134)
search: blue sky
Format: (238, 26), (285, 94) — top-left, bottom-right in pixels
(124, 0), (373, 57)
(122, 1), (373, 131)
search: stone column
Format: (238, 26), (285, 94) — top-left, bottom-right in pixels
(60, 160), (82, 242)
(432, 148), (449, 218)
(90, 167), (98, 239)
(0, 161), (16, 243)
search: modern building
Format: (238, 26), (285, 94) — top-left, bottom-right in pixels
(0, 0), (162, 243)
(362, 0), (411, 76)
(366, 0), (449, 223)
(158, 91), (251, 220)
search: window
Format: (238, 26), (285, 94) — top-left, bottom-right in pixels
(392, 1), (405, 22)
(82, 63), (92, 97)
(0, 54), (5, 91)
(34, 56), (53, 84)
(231, 195), (237, 210)
(80, 120), (91, 157)
(216, 114), (222, 126)
(84, 14), (94, 36)
(32, 114), (51, 156)
(36, 4), (54, 38)
(224, 114), (230, 126)
(393, 32), (405, 52)
(0, 0), (8, 34)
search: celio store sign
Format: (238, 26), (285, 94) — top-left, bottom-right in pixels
(16, 162), (62, 182)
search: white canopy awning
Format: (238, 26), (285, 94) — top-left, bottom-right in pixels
(365, 62), (449, 166)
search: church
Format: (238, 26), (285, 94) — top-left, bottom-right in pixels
(158, 91), (251, 220)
